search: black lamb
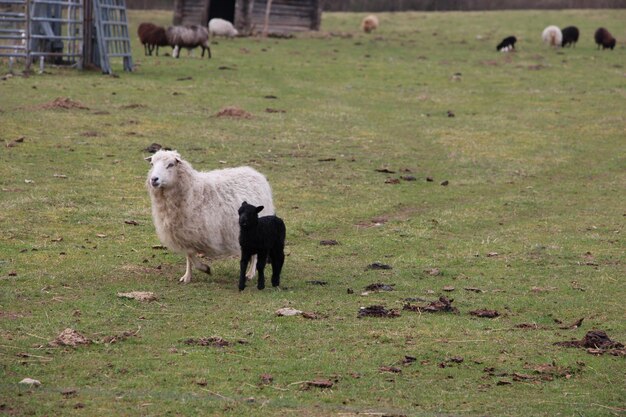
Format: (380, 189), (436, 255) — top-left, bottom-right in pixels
(496, 36), (517, 52)
(238, 201), (286, 291)
(561, 26), (580, 47)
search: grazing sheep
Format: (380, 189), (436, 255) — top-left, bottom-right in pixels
(166, 25), (211, 59)
(496, 36), (517, 52)
(542, 25), (562, 48)
(208, 18), (239, 38)
(238, 201), (285, 291)
(594, 27), (616, 50)
(137, 23), (169, 56)
(361, 15), (379, 33)
(561, 26), (580, 47)
(145, 150), (274, 284)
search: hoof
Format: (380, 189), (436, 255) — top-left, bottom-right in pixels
(179, 276), (191, 284)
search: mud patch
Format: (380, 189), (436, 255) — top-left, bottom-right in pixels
(357, 305), (400, 318)
(216, 106), (252, 119)
(403, 296), (459, 314)
(50, 328), (91, 347)
(319, 240), (339, 246)
(37, 97), (89, 110)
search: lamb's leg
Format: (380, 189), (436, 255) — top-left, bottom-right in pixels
(239, 253), (252, 291)
(245, 255), (257, 280)
(256, 251), (268, 290)
(190, 254), (211, 275)
(270, 247), (284, 288)
(179, 255), (193, 284)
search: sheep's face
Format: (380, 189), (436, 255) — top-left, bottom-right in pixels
(238, 201), (264, 230)
(145, 150), (181, 189)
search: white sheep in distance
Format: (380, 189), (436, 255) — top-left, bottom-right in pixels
(542, 25), (562, 48)
(145, 150), (275, 284)
(361, 15), (379, 33)
(209, 18), (239, 38)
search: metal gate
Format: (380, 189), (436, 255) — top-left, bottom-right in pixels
(0, 0), (132, 73)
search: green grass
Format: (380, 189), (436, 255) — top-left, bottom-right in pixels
(1, 8), (625, 416)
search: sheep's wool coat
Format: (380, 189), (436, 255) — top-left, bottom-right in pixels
(542, 26), (562, 47)
(209, 18), (238, 37)
(147, 150), (274, 259)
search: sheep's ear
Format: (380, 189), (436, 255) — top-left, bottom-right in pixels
(144, 156), (152, 163)
(256, 206), (264, 213)
(175, 157), (181, 164)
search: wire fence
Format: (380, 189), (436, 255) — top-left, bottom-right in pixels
(125, 0), (626, 12)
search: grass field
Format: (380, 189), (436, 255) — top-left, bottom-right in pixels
(1, 8), (625, 416)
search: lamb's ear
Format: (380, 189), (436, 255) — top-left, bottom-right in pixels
(175, 157), (181, 164)
(256, 206), (264, 213)
(144, 156), (152, 163)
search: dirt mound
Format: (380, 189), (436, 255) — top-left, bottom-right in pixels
(38, 97), (89, 110)
(469, 309), (500, 318)
(50, 328), (91, 347)
(215, 106), (252, 119)
(184, 336), (230, 347)
(403, 296), (459, 314)
(358, 305), (400, 318)
(555, 330), (625, 356)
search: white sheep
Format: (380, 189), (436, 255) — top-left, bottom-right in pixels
(361, 15), (379, 33)
(542, 25), (562, 48)
(145, 150), (275, 284)
(208, 18), (239, 38)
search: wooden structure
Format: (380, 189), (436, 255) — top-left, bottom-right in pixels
(173, 0), (322, 35)
(0, 0), (132, 73)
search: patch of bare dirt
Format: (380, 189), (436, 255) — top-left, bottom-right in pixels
(120, 104), (147, 109)
(319, 240), (338, 246)
(0, 311), (26, 320)
(558, 318), (584, 330)
(215, 106), (252, 119)
(555, 330), (625, 356)
(364, 283), (395, 292)
(357, 305), (400, 318)
(469, 309), (500, 318)
(366, 262), (392, 270)
(5, 136), (25, 148)
(403, 296), (459, 314)
(101, 328), (141, 344)
(37, 97), (89, 110)
(117, 291), (157, 302)
(265, 108), (286, 113)
(50, 328), (91, 347)
(184, 336), (230, 348)
(302, 379), (334, 389)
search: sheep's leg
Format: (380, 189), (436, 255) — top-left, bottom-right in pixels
(179, 255), (193, 284)
(190, 254), (211, 275)
(256, 251), (268, 290)
(245, 255), (257, 280)
(239, 253), (252, 291)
